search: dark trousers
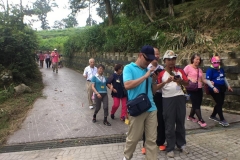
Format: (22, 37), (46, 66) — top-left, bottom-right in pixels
(94, 93), (109, 117)
(163, 95), (186, 152)
(188, 89), (203, 109)
(45, 58), (51, 68)
(210, 91), (225, 121)
(143, 92), (165, 146)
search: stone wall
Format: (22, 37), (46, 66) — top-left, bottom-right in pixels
(64, 51), (240, 110)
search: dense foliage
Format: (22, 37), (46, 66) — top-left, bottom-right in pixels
(0, 7), (39, 84)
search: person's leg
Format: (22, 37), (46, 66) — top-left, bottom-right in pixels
(93, 94), (102, 116)
(53, 62), (56, 71)
(217, 92), (225, 121)
(175, 95), (187, 148)
(144, 111), (158, 160)
(55, 63), (58, 73)
(194, 89), (204, 121)
(102, 94), (110, 123)
(154, 93), (165, 147)
(120, 97), (127, 118)
(86, 81), (94, 107)
(163, 97), (177, 152)
(111, 97), (120, 116)
(210, 92), (222, 119)
(124, 112), (148, 160)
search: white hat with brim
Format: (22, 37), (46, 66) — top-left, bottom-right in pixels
(163, 50), (177, 61)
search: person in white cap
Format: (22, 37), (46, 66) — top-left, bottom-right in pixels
(156, 50), (189, 158)
(52, 48), (59, 73)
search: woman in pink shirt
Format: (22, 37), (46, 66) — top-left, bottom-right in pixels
(39, 51), (45, 68)
(184, 54), (208, 128)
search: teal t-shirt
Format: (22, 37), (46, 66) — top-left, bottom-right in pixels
(123, 62), (157, 112)
(91, 74), (107, 93)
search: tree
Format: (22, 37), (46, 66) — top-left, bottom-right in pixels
(69, 0), (120, 26)
(62, 14), (78, 28)
(52, 20), (65, 29)
(31, 0), (57, 30)
(168, 0), (174, 17)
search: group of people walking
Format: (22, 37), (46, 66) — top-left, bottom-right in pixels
(36, 48), (62, 73)
(83, 45), (233, 160)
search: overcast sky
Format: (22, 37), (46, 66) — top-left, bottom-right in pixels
(2, 0), (103, 30)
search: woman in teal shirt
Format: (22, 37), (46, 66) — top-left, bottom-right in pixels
(91, 64), (111, 126)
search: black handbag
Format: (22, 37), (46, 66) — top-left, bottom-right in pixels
(126, 78), (151, 117)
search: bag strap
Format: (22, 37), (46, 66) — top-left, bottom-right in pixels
(196, 68), (199, 82)
(146, 77), (148, 95)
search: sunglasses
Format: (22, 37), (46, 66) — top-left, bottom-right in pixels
(142, 54), (152, 62)
(212, 62), (220, 64)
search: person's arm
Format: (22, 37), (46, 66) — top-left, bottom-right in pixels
(224, 77), (233, 92)
(124, 70), (152, 90)
(83, 68), (88, 79)
(174, 69), (189, 86)
(92, 83), (102, 98)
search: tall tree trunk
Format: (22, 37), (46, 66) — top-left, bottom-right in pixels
(168, 0), (174, 17)
(149, 0), (155, 18)
(104, 0), (113, 26)
(139, 0), (154, 22)
(20, 0), (24, 23)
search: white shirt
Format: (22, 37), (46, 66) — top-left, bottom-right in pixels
(83, 66), (97, 81)
(147, 63), (164, 93)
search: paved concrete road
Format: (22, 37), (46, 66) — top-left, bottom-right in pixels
(1, 127), (240, 160)
(6, 67), (240, 144)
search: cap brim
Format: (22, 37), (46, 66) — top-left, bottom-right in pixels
(146, 54), (156, 61)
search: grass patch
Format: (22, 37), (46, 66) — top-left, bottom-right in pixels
(0, 72), (44, 145)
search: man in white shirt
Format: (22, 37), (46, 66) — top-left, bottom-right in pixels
(83, 58), (97, 109)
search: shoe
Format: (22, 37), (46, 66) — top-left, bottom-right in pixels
(198, 120), (207, 128)
(167, 151), (174, 158)
(187, 116), (198, 122)
(110, 114), (115, 119)
(179, 145), (189, 154)
(122, 157), (127, 160)
(89, 106), (94, 109)
(120, 116), (125, 121)
(141, 147), (146, 155)
(209, 116), (220, 122)
(159, 145), (166, 151)
(219, 120), (229, 127)
(103, 121), (111, 126)
(92, 118), (96, 123)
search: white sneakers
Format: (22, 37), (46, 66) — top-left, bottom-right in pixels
(89, 106), (94, 109)
(122, 157), (127, 160)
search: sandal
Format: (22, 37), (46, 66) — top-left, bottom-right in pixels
(92, 118), (96, 123)
(103, 121), (111, 126)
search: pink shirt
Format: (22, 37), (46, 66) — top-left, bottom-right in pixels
(184, 64), (203, 88)
(52, 52), (59, 63)
(39, 54), (45, 61)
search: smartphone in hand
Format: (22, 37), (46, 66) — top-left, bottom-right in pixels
(174, 75), (180, 79)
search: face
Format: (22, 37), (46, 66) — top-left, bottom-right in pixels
(154, 48), (160, 61)
(164, 58), (176, 68)
(89, 60), (95, 67)
(140, 53), (152, 68)
(97, 67), (104, 75)
(116, 67), (123, 75)
(193, 56), (201, 66)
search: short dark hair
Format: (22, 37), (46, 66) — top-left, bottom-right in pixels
(97, 64), (105, 70)
(114, 64), (123, 72)
(190, 53), (202, 65)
